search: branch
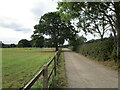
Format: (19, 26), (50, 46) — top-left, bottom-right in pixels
(109, 15), (116, 25)
(104, 24), (111, 30)
(109, 7), (115, 12)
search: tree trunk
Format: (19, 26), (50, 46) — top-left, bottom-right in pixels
(56, 45), (58, 51)
(100, 35), (103, 40)
(114, 2), (120, 68)
(116, 17), (120, 68)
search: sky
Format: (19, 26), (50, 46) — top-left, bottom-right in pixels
(0, 0), (111, 44)
(0, 0), (60, 44)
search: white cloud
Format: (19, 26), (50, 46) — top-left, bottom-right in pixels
(0, 0), (58, 44)
(0, 27), (32, 44)
(31, 0), (58, 22)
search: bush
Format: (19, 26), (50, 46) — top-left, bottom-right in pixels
(111, 47), (117, 62)
(75, 37), (116, 61)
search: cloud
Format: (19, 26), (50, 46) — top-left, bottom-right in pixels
(0, 22), (20, 29)
(0, 0), (58, 44)
(31, 3), (46, 19)
(0, 18), (32, 33)
(0, 27), (32, 44)
(31, 0), (58, 21)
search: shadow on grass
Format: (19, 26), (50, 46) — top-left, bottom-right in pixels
(39, 51), (56, 52)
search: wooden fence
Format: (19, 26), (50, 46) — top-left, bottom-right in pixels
(22, 49), (62, 90)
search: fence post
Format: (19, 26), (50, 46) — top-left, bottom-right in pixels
(57, 51), (60, 62)
(43, 65), (48, 88)
(57, 50), (60, 61)
(54, 57), (57, 76)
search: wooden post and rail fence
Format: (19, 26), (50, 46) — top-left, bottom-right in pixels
(22, 49), (62, 90)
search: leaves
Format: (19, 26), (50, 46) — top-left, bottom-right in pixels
(57, 2), (119, 39)
(32, 12), (77, 49)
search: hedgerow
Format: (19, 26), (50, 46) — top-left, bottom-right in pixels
(74, 37), (116, 61)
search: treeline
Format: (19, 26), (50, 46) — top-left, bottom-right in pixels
(2, 43), (16, 48)
(17, 39), (60, 48)
(2, 38), (61, 48)
(70, 36), (117, 61)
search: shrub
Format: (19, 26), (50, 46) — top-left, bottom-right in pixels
(75, 37), (116, 61)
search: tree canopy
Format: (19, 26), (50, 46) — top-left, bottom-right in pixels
(57, 2), (120, 40)
(18, 39), (31, 47)
(32, 12), (78, 51)
(31, 35), (44, 48)
(69, 34), (87, 46)
(57, 2), (120, 62)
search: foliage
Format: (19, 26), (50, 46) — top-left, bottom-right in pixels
(57, 2), (120, 62)
(32, 12), (77, 51)
(2, 43), (16, 48)
(75, 37), (116, 61)
(69, 34), (87, 46)
(111, 46), (117, 62)
(57, 2), (119, 41)
(10, 44), (16, 47)
(18, 39), (31, 47)
(69, 34), (87, 51)
(31, 35), (44, 48)
(2, 43), (10, 48)
(44, 38), (53, 48)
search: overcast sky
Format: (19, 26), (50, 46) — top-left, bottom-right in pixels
(0, 0), (111, 44)
(0, 0), (60, 44)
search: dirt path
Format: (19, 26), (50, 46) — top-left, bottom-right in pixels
(64, 49), (118, 88)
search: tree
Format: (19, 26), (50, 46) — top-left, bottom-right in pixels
(44, 38), (53, 48)
(69, 34), (86, 46)
(10, 44), (16, 48)
(57, 2), (120, 62)
(57, 2), (119, 40)
(18, 39), (31, 47)
(69, 34), (86, 51)
(95, 2), (120, 64)
(89, 15), (110, 40)
(2, 43), (4, 48)
(84, 2), (120, 63)
(57, 2), (110, 39)
(32, 12), (77, 51)
(31, 35), (44, 48)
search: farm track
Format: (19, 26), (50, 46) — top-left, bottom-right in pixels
(64, 49), (118, 88)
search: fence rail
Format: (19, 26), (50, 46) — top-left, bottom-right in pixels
(22, 49), (62, 90)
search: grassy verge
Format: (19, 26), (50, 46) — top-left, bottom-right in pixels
(84, 55), (118, 70)
(31, 52), (67, 88)
(49, 52), (67, 88)
(69, 47), (118, 70)
(95, 59), (118, 70)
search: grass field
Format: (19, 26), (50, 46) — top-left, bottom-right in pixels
(2, 48), (55, 88)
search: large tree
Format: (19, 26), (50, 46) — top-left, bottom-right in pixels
(32, 12), (77, 51)
(57, 2), (120, 62)
(57, 2), (111, 38)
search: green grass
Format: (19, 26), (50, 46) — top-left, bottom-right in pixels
(31, 52), (67, 89)
(2, 48), (55, 88)
(49, 52), (67, 88)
